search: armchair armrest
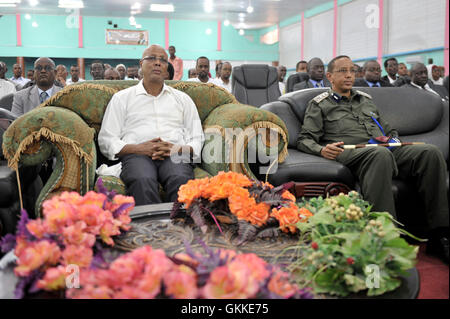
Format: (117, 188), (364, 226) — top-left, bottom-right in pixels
(202, 103), (289, 180)
(2, 107), (96, 216)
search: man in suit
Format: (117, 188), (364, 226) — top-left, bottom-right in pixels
(11, 57), (62, 117)
(381, 57), (398, 84)
(402, 62), (448, 101)
(294, 58), (331, 90)
(354, 60), (393, 87)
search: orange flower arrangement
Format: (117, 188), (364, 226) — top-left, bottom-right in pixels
(173, 171), (313, 243)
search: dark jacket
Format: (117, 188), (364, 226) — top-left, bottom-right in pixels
(293, 78), (331, 91)
(354, 78), (393, 87)
(381, 75), (397, 84)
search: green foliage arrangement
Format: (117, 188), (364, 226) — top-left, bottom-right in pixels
(284, 191), (421, 297)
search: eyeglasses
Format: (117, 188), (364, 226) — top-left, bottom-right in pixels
(141, 56), (168, 64)
(334, 68), (358, 74)
(35, 65), (54, 72)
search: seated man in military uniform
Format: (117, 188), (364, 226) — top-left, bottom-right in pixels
(297, 55), (449, 263)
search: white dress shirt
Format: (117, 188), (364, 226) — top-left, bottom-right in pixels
(0, 79), (16, 99)
(9, 76), (30, 88)
(212, 78), (232, 93)
(410, 82), (440, 97)
(66, 78), (85, 85)
(187, 77), (216, 84)
(98, 81), (204, 162)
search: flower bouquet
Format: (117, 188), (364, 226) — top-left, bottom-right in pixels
(66, 239), (314, 299)
(171, 171), (313, 245)
(0, 179), (134, 298)
(286, 191), (421, 297)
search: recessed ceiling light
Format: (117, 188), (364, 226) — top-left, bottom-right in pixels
(238, 13), (246, 18)
(205, 28), (212, 35)
(204, 0), (213, 13)
(32, 21), (38, 27)
(25, 13), (31, 19)
(246, 6), (254, 13)
(58, 0), (84, 9)
(150, 4), (174, 12)
(239, 29), (244, 36)
(223, 19), (230, 26)
(131, 2), (141, 10)
(28, 0), (38, 6)
(0, 0), (21, 3)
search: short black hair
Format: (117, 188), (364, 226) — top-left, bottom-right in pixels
(90, 60), (104, 69)
(196, 56), (209, 65)
(362, 60), (379, 70)
(327, 55), (351, 73)
(167, 62), (174, 80)
(296, 60), (307, 69)
(384, 57), (397, 68)
(169, 45), (175, 50)
(71, 64), (78, 69)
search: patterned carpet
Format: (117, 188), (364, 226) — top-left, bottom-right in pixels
(416, 243), (449, 299)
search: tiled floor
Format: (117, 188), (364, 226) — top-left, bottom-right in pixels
(416, 244), (449, 299)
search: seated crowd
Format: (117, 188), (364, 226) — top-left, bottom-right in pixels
(0, 45), (449, 263)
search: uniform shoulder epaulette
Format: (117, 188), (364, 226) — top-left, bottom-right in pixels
(312, 92), (329, 103)
(356, 90), (372, 99)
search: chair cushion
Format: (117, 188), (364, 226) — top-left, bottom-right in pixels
(286, 72), (309, 93)
(264, 149), (355, 188)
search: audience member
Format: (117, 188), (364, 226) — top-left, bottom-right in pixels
(295, 57), (331, 90)
(168, 46), (183, 80)
(212, 61), (232, 92)
(11, 57), (62, 117)
(127, 65), (139, 80)
(277, 65), (287, 94)
(90, 60), (105, 80)
(381, 58), (398, 84)
(188, 68), (198, 79)
(55, 64), (68, 87)
(26, 69), (34, 80)
(104, 68), (121, 80)
(215, 62), (223, 79)
(116, 64), (127, 80)
(98, 44), (204, 205)
(398, 62), (408, 77)
(9, 63), (30, 88)
(137, 68), (143, 80)
(104, 63), (112, 70)
(296, 60), (308, 73)
(66, 65), (85, 85)
(0, 61), (16, 99)
(403, 62), (441, 97)
(297, 55), (449, 263)
(354, 60), (392, 87)
(355, 64), (364, 78)
(429, 65), (443, 85)
(166, 62), (175, 80)
(188, 57), (215, 83)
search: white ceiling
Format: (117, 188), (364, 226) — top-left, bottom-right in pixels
(0, 0), (331, 29)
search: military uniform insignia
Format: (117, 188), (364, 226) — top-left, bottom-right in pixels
(313, 92), (330, 103)
(356, 90), (372, 99)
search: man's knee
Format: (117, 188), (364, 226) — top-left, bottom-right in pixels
(367, 147), (396, 167)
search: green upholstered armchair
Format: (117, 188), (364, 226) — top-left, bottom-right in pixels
(2, 80), (289, 216)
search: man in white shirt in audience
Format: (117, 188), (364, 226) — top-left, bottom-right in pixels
(9, 63), (30, 89)
(0, 62), (16, 99)
(277, 65), (287, 94)
(187, 57), (215, 84)
(98, 44), (204, 205)
(66, 65), (85, 85)
(406, 62), (441, 97)
(212, 61), (232, 93)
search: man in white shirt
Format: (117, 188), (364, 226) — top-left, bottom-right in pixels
(212, 62), (232, 93)
(405, 63), (441, 98)
(98, 45), (204, 205)
(9, 63), (30, 88)
(66, 65), (85, 85)
(277, 65), (287, 94)
(187, 56), (215, 84)
(0, 62), (16, 99)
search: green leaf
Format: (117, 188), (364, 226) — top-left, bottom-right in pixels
(309, 208), (335, 225)
(343, 274), (367, 293)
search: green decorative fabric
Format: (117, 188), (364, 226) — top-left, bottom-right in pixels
(2, 106), (96, 169)
(96, 175), (127, 195)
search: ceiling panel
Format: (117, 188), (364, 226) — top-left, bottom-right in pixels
(0, 0), (331, 29)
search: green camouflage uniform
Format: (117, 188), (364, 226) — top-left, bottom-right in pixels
(297, 88), (448, 230)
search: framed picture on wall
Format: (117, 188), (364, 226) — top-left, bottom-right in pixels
(106, 29), (149, 45)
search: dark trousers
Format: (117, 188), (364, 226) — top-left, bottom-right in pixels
(120, 154), (194, 205)
(337, 144), (449, 231)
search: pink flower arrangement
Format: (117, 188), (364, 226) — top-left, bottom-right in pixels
(0, 179), (134, 298)
(66, 240), (314, 299)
